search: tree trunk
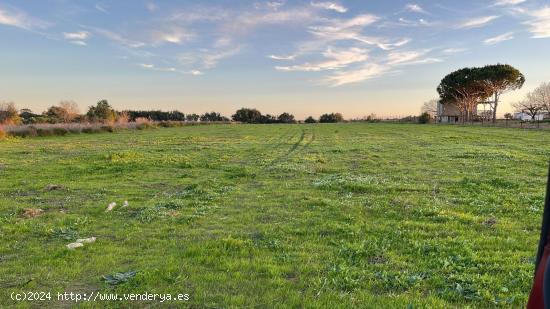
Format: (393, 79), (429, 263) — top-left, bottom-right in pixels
(492, 92), (499, 124)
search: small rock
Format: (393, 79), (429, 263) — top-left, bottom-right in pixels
(76, 237), (96, 244)
(106, 202), (116, 212)
(67, 242), (84, 249)
(122, 200), (129, 207)
(23, 208), (43, 218)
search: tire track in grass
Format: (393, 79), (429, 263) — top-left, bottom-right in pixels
(231, 126), (298, 167)
(265, 127), (316, 168)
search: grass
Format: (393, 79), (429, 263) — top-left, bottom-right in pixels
(0, 123), (549, 308)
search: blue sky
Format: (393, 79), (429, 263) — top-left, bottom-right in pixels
(1, 0), (549, 118)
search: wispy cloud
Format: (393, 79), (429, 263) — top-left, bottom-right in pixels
(442, 47), (468, 54)
(276, 47), (368, 71)
(494, 0), (526, 6)
(269, 54), (296, 60)
(523, 6), (550, 38)
(405, 4), (427, 14)
(306, 14), (409, 51)
(387, 50), (441, 65)
(63, 31), (89, 40)
(484, 32), (514, 44)
(95, 4), (108, 14)
(458, 15), (499, 29)
(178, 47), (242, 69)
(310, 1), (347, 13)
(138, 63), (202, 75)
(150, 28), (193, 45)
(70, 40), (87, 46)
(146, 2), (158, 12)
(91, 27), (145, 48)
(266, 1), (285, 10)
(323, 63), (391, 86)
(0, 6), (50, 31)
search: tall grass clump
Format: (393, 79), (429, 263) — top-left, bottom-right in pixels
(134, 117), (155, 130)
(0, 125), (6, 139)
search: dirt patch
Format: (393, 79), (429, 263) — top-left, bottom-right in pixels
(23, 208), (44, 218)
(482, 217), (497, 227)
(46, 184), (64, 191)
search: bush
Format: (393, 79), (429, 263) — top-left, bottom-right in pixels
(82, 126), (100, 134)
(52, 127), (69, 135)
(0, 102), (21, 125)
(10, 126), (37, 138)
(87, 100), (116, 123)
(36, 128), (54, 137)
(418, 112), (431, 124)
(100, 125), (114, 132)
(304, 116), (317, 123)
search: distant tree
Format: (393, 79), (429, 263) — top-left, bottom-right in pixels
(45, 106), (68, 123)
(437, 67), (490, 123)
(527, 82), (550, 113)
(125, 110), (185, 121)
(186, 113), (200, 122)
(86, 100), (116, 123)
(0, 102), (21, 125)
(232, 108), (262, 123)
(200, 112), (227, 122)
(421, 99), (439, 117)
(513, 99), (543, 121)
(19, 108), (44, 124)
(504, 112), (513, 120)
(477, 64), (525, 123)
(59, 101), (80, 122)
(260, 114), (278, 123)
(277, 112), (296, 124)
(319, 113), (344, 123)
(366, 113), (378, 122)
(418, 112), (431, 124)
(304, 116), (317, 123)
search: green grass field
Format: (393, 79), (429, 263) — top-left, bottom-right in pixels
(1, 123), (549, 308)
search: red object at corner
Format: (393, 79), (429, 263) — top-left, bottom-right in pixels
(528, 244), (550, 308)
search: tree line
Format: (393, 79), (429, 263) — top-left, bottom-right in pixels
(0, 101), (346, 125)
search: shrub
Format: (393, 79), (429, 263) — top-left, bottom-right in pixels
(135, 117), (154, 130)
(0, 102), (21, 125)
(10, 126), (38, 138)
(86, 100), (116, 123)
(304, 116), (317, 123)
(100, 125), (115, 132)
(82, 126), (100, 134)
(36, 127), (53, 137)
(52, 127), (69, 135)
(418, 112), (431, 124)
(116, 111), (130, 124)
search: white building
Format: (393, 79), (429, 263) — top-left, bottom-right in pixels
(513, 112), (547, 121)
